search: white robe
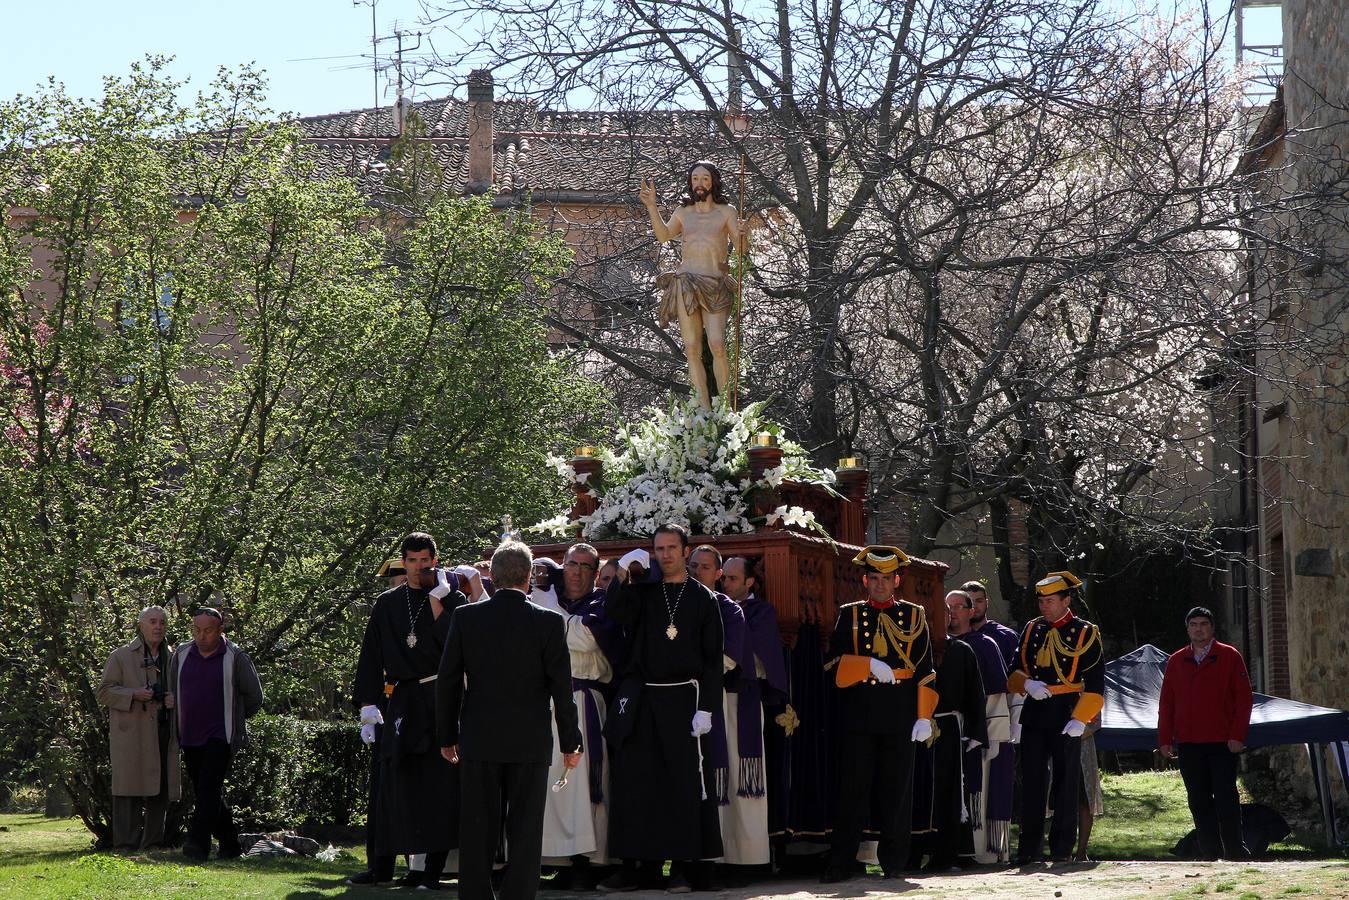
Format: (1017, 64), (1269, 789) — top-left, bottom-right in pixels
(717, 657), (770, 865)
(542, 614), (612, 862)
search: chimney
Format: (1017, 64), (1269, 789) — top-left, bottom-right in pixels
(394, 95), (413, 138)
(466, 69), (495, 194)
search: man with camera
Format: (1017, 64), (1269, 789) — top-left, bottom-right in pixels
(167, 606), (264, 861)
(98, 605), (181, 852)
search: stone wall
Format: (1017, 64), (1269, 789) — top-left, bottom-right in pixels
(1279, 0), (1349, 714)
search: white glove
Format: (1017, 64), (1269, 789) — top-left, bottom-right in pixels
(911, 718), (933, 743)
(359, 704), (384, 726)
(1062, 719), (1087, 738)
(429, 567), (453, 600)
(1010, 723), (1023, 744)
(618, 548), (650, 571)
(1024, 679), (1052, 701)
(868, 658), (896, 684)
(530, 585), (563, 614)
(963, 737), (983, 751)
(360, 722), (377, 745)
(691, 710), (713, 736)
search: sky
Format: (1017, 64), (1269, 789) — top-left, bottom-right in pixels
(0, 0), (445, 118)
(0, 0), (1285, 119)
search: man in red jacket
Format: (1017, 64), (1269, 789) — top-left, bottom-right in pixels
(1158, 606), (1253, 859)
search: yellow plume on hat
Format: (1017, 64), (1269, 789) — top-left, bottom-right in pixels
(851, 545), (911, 574)
(1036, 571), (1082, 596)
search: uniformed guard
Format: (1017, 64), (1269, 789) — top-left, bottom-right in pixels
(1007, 571), (1104, 864)
(820, 546), (938, 883)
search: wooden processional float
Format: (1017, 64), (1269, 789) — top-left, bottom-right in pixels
(526, 439), (949, 659)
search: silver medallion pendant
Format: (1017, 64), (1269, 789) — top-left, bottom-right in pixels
(406, 632), (418, 649)
(666, 624), (678, 641)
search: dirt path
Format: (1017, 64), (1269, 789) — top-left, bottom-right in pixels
(592, 860), (1349, 899)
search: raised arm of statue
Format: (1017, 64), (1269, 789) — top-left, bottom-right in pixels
(640, 177), (681, 243)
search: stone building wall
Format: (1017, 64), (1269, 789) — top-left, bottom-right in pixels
(1279, 0), (1349, 714)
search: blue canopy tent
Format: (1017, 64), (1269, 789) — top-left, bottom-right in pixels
(1098, 644), (1349, 844)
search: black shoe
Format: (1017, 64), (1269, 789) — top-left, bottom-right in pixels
(396, 871), (424, 888)
(570, 865), (599, 891)
(346, 871), (389, 886)
(665, 870), (692, 894)
(217, 843), (244, 861)
(415, 882), (442, 891)
(182, 842), (209, 862)
(597, 869), (639, 893)
(819, 867), (851, 884)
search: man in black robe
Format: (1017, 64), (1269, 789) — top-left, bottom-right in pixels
(598, 523), (724, 893)
(909, 592), (988, 872)
(353, 532), (467, 889)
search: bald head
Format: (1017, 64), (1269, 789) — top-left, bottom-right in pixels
(945, 590), (973, 636)
(191, 609), (223, 656)
(721, 557), (754, 603)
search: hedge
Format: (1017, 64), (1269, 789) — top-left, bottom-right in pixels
(226, 714), (369, 836)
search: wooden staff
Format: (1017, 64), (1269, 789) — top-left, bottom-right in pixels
(733, 150), (748, 411)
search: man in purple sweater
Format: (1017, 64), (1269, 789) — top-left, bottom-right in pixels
(168, 608), (264, 861)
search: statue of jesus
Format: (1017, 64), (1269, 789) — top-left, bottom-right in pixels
(641, 161), (748, 409)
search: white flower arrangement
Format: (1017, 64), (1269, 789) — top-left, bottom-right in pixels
(534, 396), (838, 540)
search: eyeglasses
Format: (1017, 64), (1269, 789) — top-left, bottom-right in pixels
(564, 561), (597, 572)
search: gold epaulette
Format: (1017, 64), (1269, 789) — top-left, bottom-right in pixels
(838, 600), (866, 610)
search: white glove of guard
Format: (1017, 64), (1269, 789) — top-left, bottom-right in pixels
(429, 567), (453, 600)
(691, 710), (713, 737)
(360, 722), (377, 745)
(1010, 723), (1023, 744)
(359, 704), (384, 726)
(530, 585), (563, 614)
(911, 718), (933, 743)
(618, 548), (650, 571)
(1024, 679), (1052, 701)
(868, 657), (896, 684)
(1062, 719), (1087, 738)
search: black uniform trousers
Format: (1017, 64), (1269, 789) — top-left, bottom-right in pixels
(1017, 724), (1081, 861)
(182, 738), (241, 856)
(1179, 743), (1248, 859)
(459, 758), (549, 900)
(829, 731), (916, 874)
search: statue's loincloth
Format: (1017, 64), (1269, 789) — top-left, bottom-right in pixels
(655, 271), (737, 327)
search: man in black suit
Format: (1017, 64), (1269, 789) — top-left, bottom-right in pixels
(437, 540), (582, 900)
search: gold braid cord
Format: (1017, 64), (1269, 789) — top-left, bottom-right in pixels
(1038, 625), (1099, 686)
(877, 608), (925, 671)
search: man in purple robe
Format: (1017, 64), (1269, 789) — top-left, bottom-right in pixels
(949, 590), (1014, 865)
(964, 580), (1020, 862)
(689, 545), (764, 874)
(722, 557), (789, 853)
(531, 542), (627, 887)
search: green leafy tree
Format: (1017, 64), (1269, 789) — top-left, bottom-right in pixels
(0, 61), (603, 843)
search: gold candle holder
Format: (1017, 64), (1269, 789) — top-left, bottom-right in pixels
(752, 432), (778, 448)
(574, 446), (596, 459)
(837, 455), (865, 470)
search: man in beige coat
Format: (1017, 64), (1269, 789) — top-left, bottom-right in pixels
(97, 606), (181, 851)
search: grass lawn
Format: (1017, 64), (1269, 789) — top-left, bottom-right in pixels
(0, 813), (376, 899)
(1088, 771), (1338, 861)
(1, 771), (1342, 898)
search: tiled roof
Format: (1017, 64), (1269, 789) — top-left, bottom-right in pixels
(287, 96), (753, 199)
